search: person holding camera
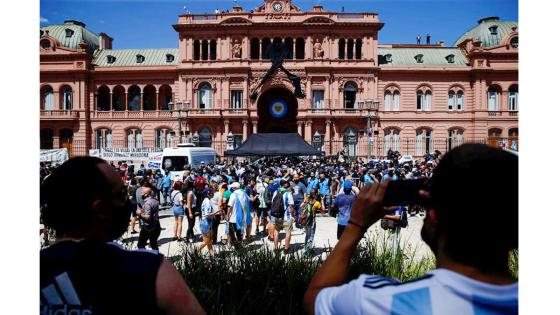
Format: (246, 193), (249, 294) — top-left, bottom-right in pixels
(304, 144), (518, 314)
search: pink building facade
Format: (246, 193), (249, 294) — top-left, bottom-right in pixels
(40, 0), (518, 159)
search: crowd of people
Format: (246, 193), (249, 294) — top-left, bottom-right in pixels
(116, 149), (439, 255)
(39, 144), (518, 314)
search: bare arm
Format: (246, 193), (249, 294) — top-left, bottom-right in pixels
(186, 192), (193, 217)
(156, 259), (206, 315)
(303, 182), (389, 315)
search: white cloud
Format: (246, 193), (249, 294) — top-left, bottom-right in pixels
(40, 16), (49, 23)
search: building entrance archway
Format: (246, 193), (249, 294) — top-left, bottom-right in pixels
(257, 87), (298, 133)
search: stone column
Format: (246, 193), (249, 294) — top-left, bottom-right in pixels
(54, 91), (60, 110)
(306, 79), (312, 109)
(297, 121), (304, 136)
(305, 120), (313, 143)
(252, 120), (258, 134)
(187, 37), (194, 61)
(334, 38), (339, 59)
(53, 134), (60, 149)
(306, 35), (313, 59)
(109, 92), (113, 111)
(217, 37), (222, 60)
(124, 92), (128, 111)
(155, 92), (159, 110)
(224, 119), (230, 138)
(259, 39), (262, 60)
(93, 92), (98, 111)
(325, 119), (332, 155)
(242, 119), (249, 140)
(140, 92), (144, 111)
(243, 37), (249, 60)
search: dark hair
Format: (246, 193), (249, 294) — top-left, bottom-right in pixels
(430, 144), (518, 273)
(173, 181), (182, 190)
(40, 157), (112, 237)
(184, 178), (195, 191)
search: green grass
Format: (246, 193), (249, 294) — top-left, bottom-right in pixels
(174, 233), (435, 315)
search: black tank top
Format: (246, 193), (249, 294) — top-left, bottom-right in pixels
(40, 240), (163, 315)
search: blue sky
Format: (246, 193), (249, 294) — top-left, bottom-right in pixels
(40, 0), (518, 49)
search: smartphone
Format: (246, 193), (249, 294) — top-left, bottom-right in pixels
(383, 179), (429, 206)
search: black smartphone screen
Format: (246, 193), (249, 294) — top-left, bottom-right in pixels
(383, 179), (428, 206)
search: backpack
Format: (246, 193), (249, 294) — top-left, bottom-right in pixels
(264, 186), (273, 207)
(270, 191), (285, 218)
(400, 209), (408, 228)
(194, 176), (206, 191)
(297, 202), (312, 226)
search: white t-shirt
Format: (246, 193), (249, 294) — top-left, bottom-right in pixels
(315, 268), (518, 315)
(227, 189), (250, 224)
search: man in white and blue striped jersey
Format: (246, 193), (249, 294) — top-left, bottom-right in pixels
(304, 144), (518, 315)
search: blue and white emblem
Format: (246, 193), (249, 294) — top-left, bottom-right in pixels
(269, 99), (288, 119)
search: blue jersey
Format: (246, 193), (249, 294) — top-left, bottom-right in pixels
(316, 269), (518, 315)
(333, 193), (357, 226)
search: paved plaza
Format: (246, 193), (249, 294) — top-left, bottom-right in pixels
(118, 208), (432, 261)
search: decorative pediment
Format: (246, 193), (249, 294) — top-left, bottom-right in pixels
(220, 17), (253, 26)
(302, 16), (335, 25)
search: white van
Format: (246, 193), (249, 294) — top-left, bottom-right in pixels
(160, 144), (217, 181)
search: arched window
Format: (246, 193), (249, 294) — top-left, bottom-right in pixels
(347, 38), (354, 60)
(127, 129), (142, 148)
(197, 127), (213, 148)
(344, 82), (358, 109)
(457, 91), (464, 110)
(158, 85), (173, 110)
(262, 38), (271, 60)
(417, 89), (432, 111)
(510, 36), (518, 48)
(343, 127), (358, 157)
(198, 83), (212, 109)
(384, 128), (400, 154)
(416, 128), (432, 155)
(97, 86), (110, 111)
(285, 38), (294, 59)
(40, 128), (54, 149)
(209, 40), (217, 60)
(156, 129), (175, 149)
(250, 38), (260, 59)
(112, 85), (125, 111)
(296, 37), (305, 60)
(355, 39), (362, 60)
(193, 40), (200, 60)
(143, 85), (157, 111)
(488, 128), (502, 138)
(128, 85), (141, 111)
(201, 40), (209, 61)
(42, 86), (54, 110)
(508, 85), (518, 111)
(338, 39), (346, 60)
(59, 128), (73, 146)
(448, 129), (464, 151)
(96, 129), (112, 149)
(488, 86), (500, 111)
(384, 91), (391, 111)
(508, 128), (518, 138)
(62, 86), (73, 110)
(448, 92), (456, 111)
(393, 91), (400, 111)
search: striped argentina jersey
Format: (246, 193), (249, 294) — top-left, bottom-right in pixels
(315, 268), (518, 315)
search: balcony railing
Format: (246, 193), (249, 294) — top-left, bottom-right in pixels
(488, 111), (519, 117)
(40, 110), (79, 120)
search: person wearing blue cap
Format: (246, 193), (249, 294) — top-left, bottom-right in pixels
(331, 180), (357, 239)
